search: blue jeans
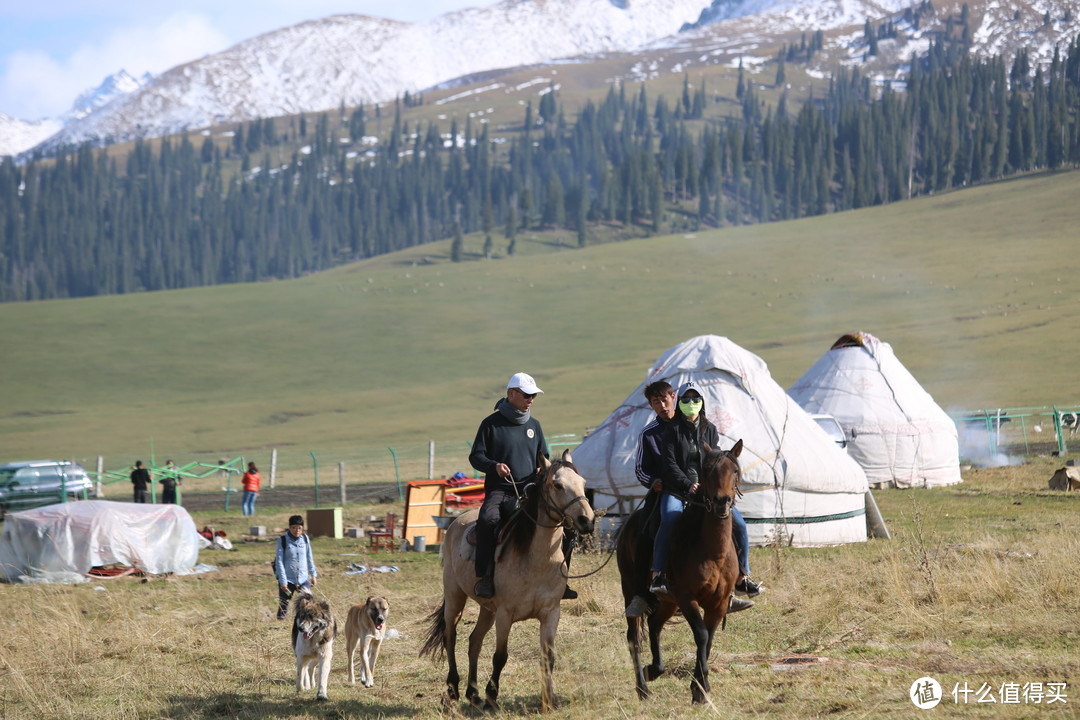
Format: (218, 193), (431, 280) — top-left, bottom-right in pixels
(651, 492), (685, 574)
(651, 495), (752, 576)
(242, 490), (257, 516)
(731, 507), (750, 576)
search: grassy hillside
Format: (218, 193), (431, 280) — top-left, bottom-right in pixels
(1, 169), (1078, 466)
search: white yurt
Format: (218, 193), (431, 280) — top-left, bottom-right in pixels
(573, 335), (871, 547)
(787, 331), (962, 489)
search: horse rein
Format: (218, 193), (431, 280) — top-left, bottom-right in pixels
(688, 449), (742, 516)
(507, 466), (590, 530)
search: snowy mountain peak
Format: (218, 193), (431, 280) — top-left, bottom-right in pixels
(67, 70), (153, 121)
(30, 0), (714, 154)
(5, 0), (1079, 159)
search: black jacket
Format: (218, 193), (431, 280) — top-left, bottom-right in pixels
(469, 405), (548, 491)
(130, 467), (150, 491)
(661, 410), (720, 499)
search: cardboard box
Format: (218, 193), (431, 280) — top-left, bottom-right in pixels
(306, 507), (343, 539)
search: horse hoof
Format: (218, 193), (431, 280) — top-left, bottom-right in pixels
(484, 698), (500, 712)
(636, 686), (651, 701)
(645, 665), (664, 682)
(316, 694), (329, 702)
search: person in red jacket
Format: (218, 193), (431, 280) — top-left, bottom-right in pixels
(241, 462), (261, 516)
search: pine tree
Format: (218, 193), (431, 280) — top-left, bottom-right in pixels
(450, 219), (463, 262)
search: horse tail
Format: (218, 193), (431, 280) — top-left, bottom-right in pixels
(418, 599), (447, 660)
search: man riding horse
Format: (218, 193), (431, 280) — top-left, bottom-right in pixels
(469, 372), (577, 600)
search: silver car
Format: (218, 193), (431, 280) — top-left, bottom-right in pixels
(0, 460), (94, 517)
(809, 414), (848, 449)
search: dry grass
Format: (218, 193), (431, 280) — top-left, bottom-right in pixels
(2, 460), (1078, 719)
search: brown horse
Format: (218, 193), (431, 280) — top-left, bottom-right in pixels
(420, 449), (595, 712)
(617, 439), (744, 703)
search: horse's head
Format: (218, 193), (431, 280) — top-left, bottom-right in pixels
(699, 439), (743, 520)
(537, 449), (595, 536)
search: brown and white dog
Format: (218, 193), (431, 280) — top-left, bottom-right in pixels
(292, 589), (337, 701)
(344, 595), (390, 688)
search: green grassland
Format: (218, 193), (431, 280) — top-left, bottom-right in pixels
(1, 461), (1076, 720)
(2, 169), (1077, 466)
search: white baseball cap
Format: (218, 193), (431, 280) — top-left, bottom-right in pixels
(507, 372), (544, 395)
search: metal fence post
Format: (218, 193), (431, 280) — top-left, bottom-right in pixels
(339, 461), (346, 506)
(311, 452), (320, 508)
(428, 440), (435, 480)
(224, 463), (234, 512)
(270, 448), (277, 489)
(387, 446), (403, 500)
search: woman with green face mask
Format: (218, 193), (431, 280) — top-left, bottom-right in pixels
(648, 381), (715, 594)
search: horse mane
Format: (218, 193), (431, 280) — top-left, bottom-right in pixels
(505, 459), (574, 556)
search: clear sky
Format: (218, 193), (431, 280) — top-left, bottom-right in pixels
(0, 1), (486, 119)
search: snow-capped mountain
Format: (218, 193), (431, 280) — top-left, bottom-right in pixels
(5, 0), (1079, 158)
(0, 114), (62, 157)
(0, 69), (151, 157)
(67, 69), (153, 121)
(26, 0), (718, 154)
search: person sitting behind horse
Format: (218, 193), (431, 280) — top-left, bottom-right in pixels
(469, 372), (578, 600)
(647, 381), (763, 601)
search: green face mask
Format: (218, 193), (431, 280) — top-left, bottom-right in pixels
(679, 399), (703, 416)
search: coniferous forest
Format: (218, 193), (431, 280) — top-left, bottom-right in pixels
(1, 34), (1078, 302)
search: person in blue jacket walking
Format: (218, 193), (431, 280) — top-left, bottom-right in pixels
(274, 514), (318, 620)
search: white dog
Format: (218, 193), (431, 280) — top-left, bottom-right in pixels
(344, 595), (390, 688)
(291, 589), (337, 701)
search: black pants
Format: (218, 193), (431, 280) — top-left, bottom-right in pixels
(277, 581), (310, 619)
(475, 487), (520, 578)
(474, 486), (577, 583)
(633, 490), (661, 596)
(161, 488), (176, 504)
(133, 489), (149, 503)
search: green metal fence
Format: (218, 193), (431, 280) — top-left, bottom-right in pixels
(66, 436), (586, 511)
(951, 406), (1080, 462)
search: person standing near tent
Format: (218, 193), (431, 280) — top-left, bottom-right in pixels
(159, 459), (180, 504)
(469, 372), (577, 600)
(130, 461), (150, 503)
(241, 462), (261, 516)
(274, 514), (317, 620)
(649, 381), (763, 600)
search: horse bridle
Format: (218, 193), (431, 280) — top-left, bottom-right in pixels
(695, 449), (742, 518)
(519, 462), (590, 529)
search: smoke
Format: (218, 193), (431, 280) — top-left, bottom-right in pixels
(954, 414), (1023, 468)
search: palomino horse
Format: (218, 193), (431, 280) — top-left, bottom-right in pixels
(617, 439), (744, 703)
(420, 449), (595, 712)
